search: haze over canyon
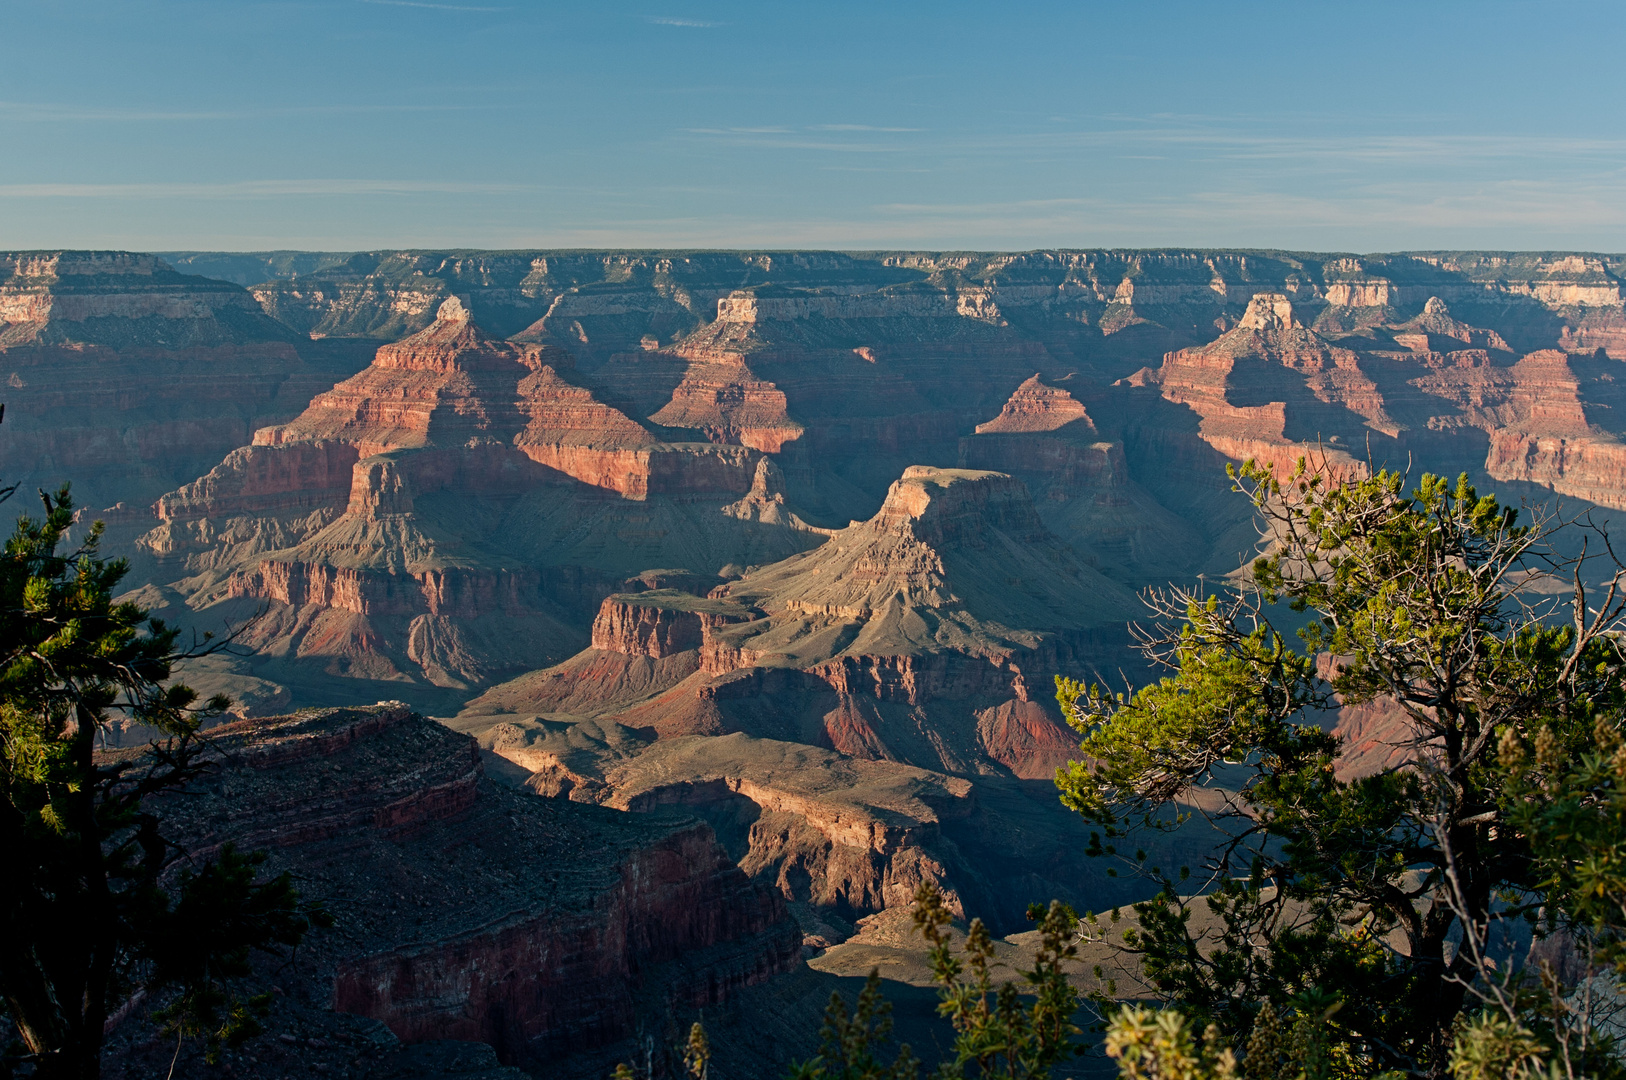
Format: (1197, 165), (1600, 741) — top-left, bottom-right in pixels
(9, 246), (1626, 1074)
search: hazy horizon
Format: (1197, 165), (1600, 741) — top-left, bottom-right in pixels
(6, 0), (1626, 253)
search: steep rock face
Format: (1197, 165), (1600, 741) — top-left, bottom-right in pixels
(647, 357), (805, 452)
(591, 590), (760, 658)
(219, 248), (1626, 376)
(1126, 293), (1626, 512)
(0, 251), (295, 348)
(959, 375), (1202, 580)
(466, 718), (1150, 935)
(471, 467), (1132, 774)
(137, 704), (800, 1072)
(0, 252), (363, 514)
(714, 466), (1134, 654)
(1140, 293), (1384, 480)
(254, 297), (554, 455)
(1391, 296), (1513, 354)
(232, 249), (1626, 390)
(971, 373), (1098, 436)
(143, 300), (824, 693)
(458, 467), (1139, 929)
(591, 735), (979, 920)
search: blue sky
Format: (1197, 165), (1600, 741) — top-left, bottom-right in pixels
(4, 0), (1626, 252)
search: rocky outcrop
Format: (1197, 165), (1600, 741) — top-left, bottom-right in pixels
(647, 358), (805, 453)
(958, 374), (1201, 580)
(216, 247), (1626, 362)
(0, 252), (364, 514)
(466, 466), (1132, 779)
(590, 590), (759, 658)
(971, 373), (1098, 436)
(715, 466), (1134, 648)
(141, 299), (825, 692)
(1140, 293), (1385, 480)
(0, 251), (296, 348)
(138, 705), (801, 1072)
(1391, 297), (1513, 354)
(467, 715), (1141, 936)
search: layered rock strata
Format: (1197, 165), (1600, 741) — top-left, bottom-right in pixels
(470, 466), (1133, 774)
(121, 704), (801, 1075)
(959, 374), (1201, 580)
(455, 467), (1145, 932)
(142, 298), (824, 691)
(225, 248), (1626, 367)
(1124, 293), (1626, 512)
(0, 252), (362, 514)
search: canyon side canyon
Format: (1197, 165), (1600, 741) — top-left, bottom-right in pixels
(10, 247), (1626, 1074)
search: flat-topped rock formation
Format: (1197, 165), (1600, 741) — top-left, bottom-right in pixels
(0, 251), (295, 349)
(102, 704), (801, 1079)
(454, 467), (1146, 931)
(211, 248), (1626, 369)
(1131, 293), (1387, 480)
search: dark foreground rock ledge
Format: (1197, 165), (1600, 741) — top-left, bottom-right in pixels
(101, 703), (802, 1079)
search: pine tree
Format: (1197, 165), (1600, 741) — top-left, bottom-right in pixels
(0, 482), (319, 1079)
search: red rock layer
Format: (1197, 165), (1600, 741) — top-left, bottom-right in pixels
(486, 470), (1129, 778)
(333, 823), (795, 1059)
(247, 297), (756, 500)
(148, 704), (801, 1070)
(0, 339), (347, 513)
(1136, 293), (1395, 482)
(973, 374), (1098, 435)
(647, 357), (806, 452)
(590, 591), (758, 659)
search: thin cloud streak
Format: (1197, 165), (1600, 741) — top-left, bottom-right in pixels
(0, 100), (497, 123)
(649, 17), (721, 27)
(356, 0), (507, 11)
(0, 179), (535, 199)
(808, 124), (924, 133)
(675, 118), (1626, 168)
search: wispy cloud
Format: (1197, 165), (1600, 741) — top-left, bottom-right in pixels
(356, 0), (507, 11)
(684, 126), (793, 135)
(0, 100), (494, 123)
(676, 109), (1626, 170)
(681, 124), (921, 152)
(0, 101), (239, 122)
(649, 16), (720, 27)
(808, 124), (923, 133)
(0, 179), (533, 199)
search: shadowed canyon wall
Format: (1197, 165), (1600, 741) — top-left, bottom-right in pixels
(20, 246), (1626, 949)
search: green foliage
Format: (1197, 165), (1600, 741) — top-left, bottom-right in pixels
(1449, 1013), (1555, 1080)
(613, 1019), (721, 1080)
(682, 1021), (712, 1080)
(1055, 457), (1626, 1076)
(911, 883), (1084, 1079)
(1501, 716), (1626, 973)
(0, 485), (318, 1080)
(1103, 1000), (1411, 1080)
(1105, 1006), (1238, 1080)
(784, 886), (1082, 1080)
(147, 845), (331, 1063)
(785, 971), (919, 1080)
